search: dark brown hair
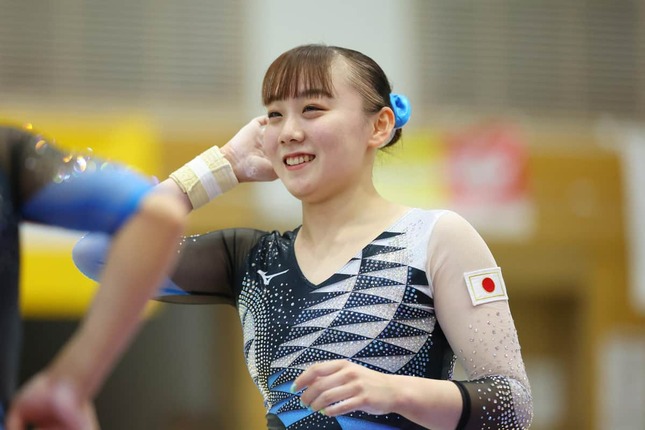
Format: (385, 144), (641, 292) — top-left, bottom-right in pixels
(261, 44), (402, 147)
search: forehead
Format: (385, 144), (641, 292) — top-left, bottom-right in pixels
(297, 62), (353, 98)
(262, 54), (354, 104)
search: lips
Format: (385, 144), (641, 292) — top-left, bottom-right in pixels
(284, 154), (315, 166)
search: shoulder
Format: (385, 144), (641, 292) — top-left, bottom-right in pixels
(426, 209), (495, 265)
(191, 228), (294, 259)
(401, 208), (468, 237)
(244, 227), (298, 265)
(400, 208), (486, 245)
(253, 227), (297, 250)
(410, 208), (453, 222)
(432, 209), (479, 235)
(203, 227), (271, 247)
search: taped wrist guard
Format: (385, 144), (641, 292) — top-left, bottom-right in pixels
(169, 146), (238, 209)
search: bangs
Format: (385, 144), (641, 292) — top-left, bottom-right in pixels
(262, 45), (336, 105)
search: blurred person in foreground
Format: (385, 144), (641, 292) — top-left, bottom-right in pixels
(0, 125), (187, 429)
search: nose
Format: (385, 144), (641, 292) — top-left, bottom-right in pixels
(279, 116), (304, 144)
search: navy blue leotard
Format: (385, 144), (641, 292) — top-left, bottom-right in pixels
(75, 209), (533, 429)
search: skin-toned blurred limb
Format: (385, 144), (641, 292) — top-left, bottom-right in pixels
(7, 191), (187, 430)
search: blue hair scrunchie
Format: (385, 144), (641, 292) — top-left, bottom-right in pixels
(390, 93), (411, 128)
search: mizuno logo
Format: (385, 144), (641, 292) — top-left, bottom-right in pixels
(257, 269), (289, 286)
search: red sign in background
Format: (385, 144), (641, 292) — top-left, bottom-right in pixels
(447, 122), (530, 205)
(445, 122), (535, 239)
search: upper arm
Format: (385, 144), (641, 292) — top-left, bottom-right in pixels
(426, 210), (533, 430)
(426, 211), (527, 383)
(162, 228), (266, 304)
(74, 227), (266, 305)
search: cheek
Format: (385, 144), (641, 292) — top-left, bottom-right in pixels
(262, 130), (280, 156)
(319, 115), (369, 149)
(312, 126), (343, 152)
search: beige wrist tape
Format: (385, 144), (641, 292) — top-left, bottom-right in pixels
(169, 146), (238, 209)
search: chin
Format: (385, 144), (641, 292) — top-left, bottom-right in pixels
(284, 185), (317, 203)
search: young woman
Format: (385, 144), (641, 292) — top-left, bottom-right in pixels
(0, 125), (187, 430)
(76, 44), (534, 430)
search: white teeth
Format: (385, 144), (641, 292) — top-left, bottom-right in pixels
(285, 154), (314, 166)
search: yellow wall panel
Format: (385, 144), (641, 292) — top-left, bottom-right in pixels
(20, 231), (97, 318)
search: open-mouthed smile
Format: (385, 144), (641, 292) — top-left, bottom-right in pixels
(284, 154), (315, 166)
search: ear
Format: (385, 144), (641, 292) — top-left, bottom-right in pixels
(367, 107), (395, 149)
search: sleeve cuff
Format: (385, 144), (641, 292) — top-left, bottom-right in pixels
(452, 380), (471, 430)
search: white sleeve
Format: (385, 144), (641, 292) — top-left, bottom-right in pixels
(427, 211), (533, 429)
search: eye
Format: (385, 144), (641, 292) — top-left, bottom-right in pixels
(267, 111), (282, 119)
(302, 104), (327, 121)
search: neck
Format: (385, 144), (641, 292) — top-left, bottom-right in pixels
(298, 181), (403, 245)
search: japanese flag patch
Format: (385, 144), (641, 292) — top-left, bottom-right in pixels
(463, 267), (508, 306)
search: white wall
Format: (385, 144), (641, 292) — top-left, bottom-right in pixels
(243, 0), (417, 116)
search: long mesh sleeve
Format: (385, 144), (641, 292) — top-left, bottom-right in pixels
(427, 211), (533, 429)
(159, 228), (267, 304)
(73, 227), (267, 305)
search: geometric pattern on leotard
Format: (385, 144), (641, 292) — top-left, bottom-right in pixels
(270, 235), (434, 374)
(238, 210), (450, 429)
(267, 239), (435, 429)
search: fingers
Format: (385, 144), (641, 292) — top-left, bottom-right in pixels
(292, 360), (360, 416)
(253, 115), (269, 126)
(302, 383), (357, 417)
(292, 359), (347, 392)
(319, 396), (365, 417)
(291, 360), (396, 417)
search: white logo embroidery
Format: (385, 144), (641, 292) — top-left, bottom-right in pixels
(257, 269), (289, 286)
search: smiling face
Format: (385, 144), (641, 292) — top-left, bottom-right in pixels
(261, 45), (395, 204)
(263, 61), (379, 202)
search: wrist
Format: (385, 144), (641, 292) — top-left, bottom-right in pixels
(388, 374), (413, 415)
(46, 336), (101, 399)
(169, 145), (239, 210)
(387, 376), (463, 430)
(219, 144), (244, 182)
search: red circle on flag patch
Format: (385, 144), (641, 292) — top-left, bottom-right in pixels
(482, 277), (496, 293)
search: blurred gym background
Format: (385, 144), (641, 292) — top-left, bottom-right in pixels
(1, 1), (644, 429)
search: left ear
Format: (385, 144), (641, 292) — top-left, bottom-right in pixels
(367, 107), (395, 149)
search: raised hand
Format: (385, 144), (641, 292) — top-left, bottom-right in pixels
(292, 359), (397, 417)
(221, 116), (277, 183)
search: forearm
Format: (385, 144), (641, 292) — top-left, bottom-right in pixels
(46, 192), (185, 399)
(388, 373), (532, 430)
(155, 178), (194, 211)
(450, 376), (533, 430)
(145, 144), (239, 213)
(389, 375), (462, 430)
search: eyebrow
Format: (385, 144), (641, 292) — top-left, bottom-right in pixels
(264, 87), (334, 105)
(295, 88), (333, 99)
